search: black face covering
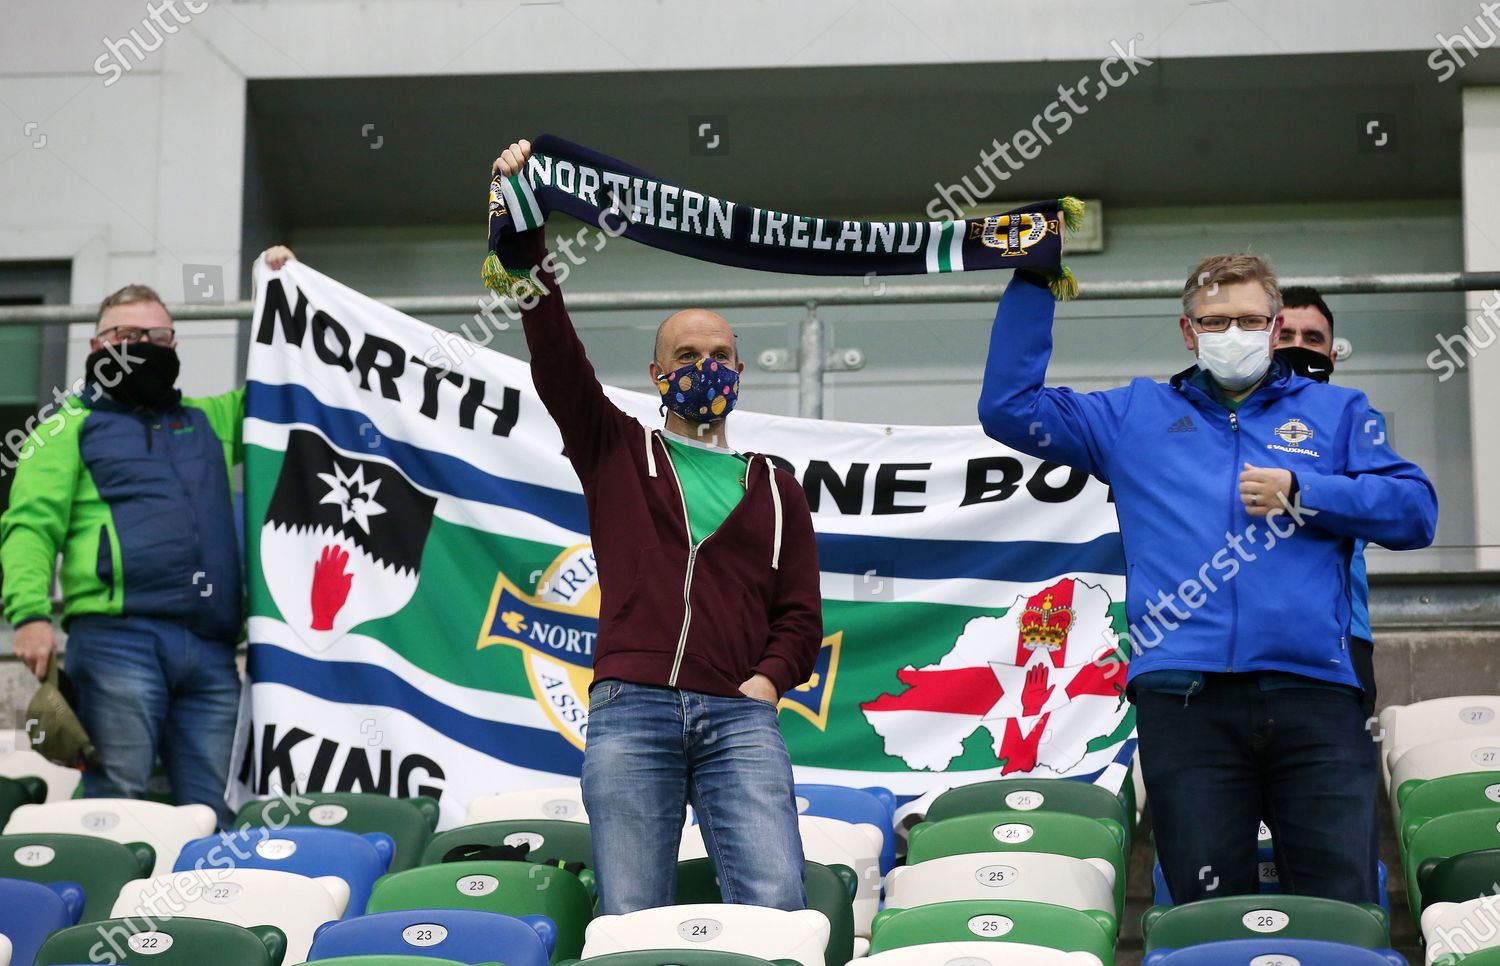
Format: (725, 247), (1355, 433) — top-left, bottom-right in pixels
(1275, 345), (1334, 384)
(87, 342), (181, 411)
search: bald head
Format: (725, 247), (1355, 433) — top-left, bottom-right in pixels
(652, 308), (738, 371)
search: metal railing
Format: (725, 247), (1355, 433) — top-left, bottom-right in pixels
(1, 268), (1496, 419)
(1, 269), (1496, 325)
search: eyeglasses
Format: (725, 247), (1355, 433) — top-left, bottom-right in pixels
(97, 326), (175, 346)
(1193, 315), (1272, 333)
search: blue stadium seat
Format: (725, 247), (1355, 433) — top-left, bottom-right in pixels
(794, 784), (897, 874)
(1144, 938), (1407, 965)
(308, 908), (556, 965)
(174, 826), (395, 916)
(0, 877), (86, 965)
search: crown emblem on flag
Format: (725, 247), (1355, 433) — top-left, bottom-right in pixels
(1019, 592), (1074, 651)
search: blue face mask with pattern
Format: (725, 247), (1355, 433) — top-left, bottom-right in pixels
(655, 357), (739, 423)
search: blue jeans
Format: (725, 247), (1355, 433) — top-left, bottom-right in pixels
(582, 681), (807, 914)
(1134, 671), (1380, 904)
(65, 614), (241, 826)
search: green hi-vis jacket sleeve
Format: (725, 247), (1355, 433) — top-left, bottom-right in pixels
(1, 401), (87, 627)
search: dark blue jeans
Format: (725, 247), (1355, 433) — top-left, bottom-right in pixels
(1134, 671), (1380, 904)
(581, 681), (807, 915)
(65, 614), (241, 826)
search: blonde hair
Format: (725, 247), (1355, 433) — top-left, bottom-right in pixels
(1182, 253), (1282, 317)
(97, 284), (168, 327)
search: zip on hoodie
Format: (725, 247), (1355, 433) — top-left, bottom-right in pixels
(1226, 410), (1241, 673)
(654, 431), (774, 687)
(658, 433), (719, 688)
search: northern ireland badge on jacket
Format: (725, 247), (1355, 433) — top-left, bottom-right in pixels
(260, 429), (437, 652)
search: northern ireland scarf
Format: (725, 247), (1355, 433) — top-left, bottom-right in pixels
(484, 135), (1083, 301)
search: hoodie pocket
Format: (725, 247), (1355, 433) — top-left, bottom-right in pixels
(96, 525), (116, 601)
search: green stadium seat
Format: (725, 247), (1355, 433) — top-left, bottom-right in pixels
(0, 775), (47, 827)
(924, 778), (1131, 847)
(305, 958), (469, 966)
(675, 857), (858, 966)
(421, 818), (593, 868)
(578, 952), (781, 966)
(1418, 846), (1500, 908)
(1431, 951), (1500, 966)
(1403, 807), (1500, 915)
(1141, 895), (1390, 952)
(36, 917), (287, 966)
(906, 810), (1126, 919)
(366, 860), (593, 963)
(868, 898), (1115, 962)
(0, 831), (154, 921)
(234, 793), (440, 873)
(1397, 772), (1500, 846)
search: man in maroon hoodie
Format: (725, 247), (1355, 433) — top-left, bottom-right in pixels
(493, 140), (823, 914)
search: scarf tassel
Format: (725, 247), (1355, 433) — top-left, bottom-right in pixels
(1046, 196), (1086, 301)
(1059, 195), (1086, 235)
(482, 251), (546, 301)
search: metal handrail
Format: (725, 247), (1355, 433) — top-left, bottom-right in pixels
(1, 270), (1496, 326)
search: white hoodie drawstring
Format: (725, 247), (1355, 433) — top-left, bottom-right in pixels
(644, 424), (658, 477)
(766, 456), (783, 570)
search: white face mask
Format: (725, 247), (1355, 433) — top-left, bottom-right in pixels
(1196, 326), (1272, 391)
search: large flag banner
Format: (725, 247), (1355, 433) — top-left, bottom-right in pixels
(235, 260), (1133, 828)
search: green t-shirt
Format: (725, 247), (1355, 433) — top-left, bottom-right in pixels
(663, 432), (749, 545)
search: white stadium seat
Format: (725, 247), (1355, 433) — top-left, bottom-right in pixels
(1421, 896), (1500, 964)
(857, 940), (1105, 966)
(680, 814), (885, 936)
(113, 867), (349, 965)
(884, 852), (1116, 916)
(464, 785), (588, 824)
(1388, 735), (1500, 810)
(0, 733), (82, 802)
(583, 902), (831, 966)
(1381, 697), (1500, 789)
(3, 798), (216, 875)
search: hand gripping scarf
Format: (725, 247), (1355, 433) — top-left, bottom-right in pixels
(484, 134), (1084, 301)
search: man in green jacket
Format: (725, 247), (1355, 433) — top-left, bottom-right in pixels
(2, 248), (292, 822)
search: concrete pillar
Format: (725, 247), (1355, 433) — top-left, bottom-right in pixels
(1461, 88), (1500, 571)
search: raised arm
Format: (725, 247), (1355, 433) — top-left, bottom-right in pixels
(494, 140), (632, 477)
(977, 271), (1132, 481)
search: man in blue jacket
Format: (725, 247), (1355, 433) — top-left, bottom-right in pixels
(978, 254), (1437, 904)
(1275, 286), (1377, 718)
